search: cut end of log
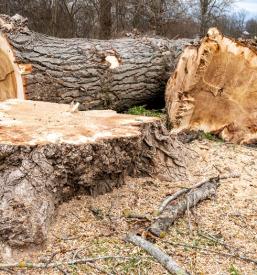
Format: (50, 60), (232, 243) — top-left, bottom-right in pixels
(166, 27), (257, 144)
(0, 33), (27, 101)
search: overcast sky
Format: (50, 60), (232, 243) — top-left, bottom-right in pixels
(236, 0), (257, 18)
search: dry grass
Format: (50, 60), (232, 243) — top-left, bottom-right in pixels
(1, 140), (257, 275)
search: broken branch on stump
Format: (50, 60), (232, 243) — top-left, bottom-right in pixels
(149, 176), (221, 237)
(0, 14), (191, 110)
(125, 233), (189, 275)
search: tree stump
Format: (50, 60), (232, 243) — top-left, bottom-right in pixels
(0, 99), (188, 247)
(166, 28), (257, 144)
(0, 14), (191, 111)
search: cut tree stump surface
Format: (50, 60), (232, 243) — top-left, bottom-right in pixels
(0, 100), (188, 247)
(0, 99), (157, 145)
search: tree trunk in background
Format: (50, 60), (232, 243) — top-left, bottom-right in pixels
(150, 0), (165, 35)
(200, 0), (208, 36)
(0, 14), (191, 111)
(99, 0), (112, 39)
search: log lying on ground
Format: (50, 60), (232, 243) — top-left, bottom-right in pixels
(0, 99), (189, 247)
(0, 14), (191, 110)
(166, 27), (257, 144)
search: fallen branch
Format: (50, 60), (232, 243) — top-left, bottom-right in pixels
(197, 231), (235, 251)
(150, 174), (239, 237)
(125, 233), (189, 275)
(166, 241), (257, 266)
(158, 173), (240, 213)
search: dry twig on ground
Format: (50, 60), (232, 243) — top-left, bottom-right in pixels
(125, 233), (189, 275)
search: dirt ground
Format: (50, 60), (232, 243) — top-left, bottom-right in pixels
(1, 139), (257, 275)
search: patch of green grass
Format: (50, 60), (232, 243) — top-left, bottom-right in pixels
(127, 106), (163, 118)
(229, 265), (241, 275)
(200, 131), (224, 142)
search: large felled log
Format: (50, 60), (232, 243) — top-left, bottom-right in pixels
(0, 14), (190, 110)
(166, 28), (257, 144)
(0, 99), (189, 247)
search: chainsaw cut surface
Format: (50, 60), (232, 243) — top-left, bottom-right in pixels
(0, 99), (157, 145)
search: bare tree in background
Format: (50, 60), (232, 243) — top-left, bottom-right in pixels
(246, 18), (257, 37)
(99, 0), (112, 39)
(0, 0), (249, 39)
(197, 0), (235, 35)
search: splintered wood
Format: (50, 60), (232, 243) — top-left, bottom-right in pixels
(166, 28), (257, 144)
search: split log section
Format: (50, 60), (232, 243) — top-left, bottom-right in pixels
(166, 28), (257, 144)
(0, 99), (189, 247)
(0, 14), (190, 111)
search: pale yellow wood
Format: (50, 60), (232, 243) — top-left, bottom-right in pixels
(0, 49), (17, 100)
(0, 34), (25, 101)
(166, 28), (257, 144)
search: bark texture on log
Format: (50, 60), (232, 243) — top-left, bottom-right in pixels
(149, 177), (220, 237)
(0, 14), (191, 111)
(0, 100), (189, 247)
(166, 28), (257, 144)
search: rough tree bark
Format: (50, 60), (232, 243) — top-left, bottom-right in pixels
(0, 99), (190, 247)
(166, 27), (257, 144)
(0, 14), (191, 111)
(149, 176), (220, 237)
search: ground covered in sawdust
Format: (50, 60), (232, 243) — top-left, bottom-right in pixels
(1, 140), (257, 275)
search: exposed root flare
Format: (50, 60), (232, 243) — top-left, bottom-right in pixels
(0, 100), (189, 247)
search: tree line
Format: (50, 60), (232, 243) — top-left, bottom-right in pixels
(1, 0), (257, 39)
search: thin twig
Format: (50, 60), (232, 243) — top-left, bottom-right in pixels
(56, 266), (70, 275)
(0, 256), (136, 270)
(0, 268), (14, 274)
(166, 241), (257, 265)
(197, 231), (234, 251)
(186, 197), (193, 234)
(86, 262), (113, 275)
